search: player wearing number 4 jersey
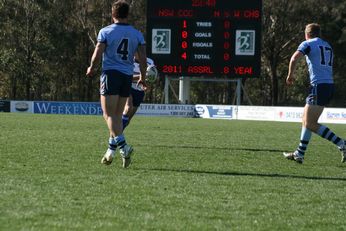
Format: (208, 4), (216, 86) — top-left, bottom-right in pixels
(86, 0), (147, 168)
(283, 23), (346, 164)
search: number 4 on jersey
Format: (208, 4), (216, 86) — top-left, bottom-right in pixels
(117, 38), (129, 60)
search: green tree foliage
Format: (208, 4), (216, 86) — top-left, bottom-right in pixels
(0, 0), (345, 106)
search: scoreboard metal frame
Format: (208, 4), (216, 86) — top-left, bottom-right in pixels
(146, 0), (262, 78)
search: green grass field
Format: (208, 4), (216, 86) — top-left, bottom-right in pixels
(1, 113), (346, 230)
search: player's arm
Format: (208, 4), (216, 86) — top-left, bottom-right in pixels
(86, 42), (106, 77)
(286, 50), (304, 85)
(136, 44), (147, 87)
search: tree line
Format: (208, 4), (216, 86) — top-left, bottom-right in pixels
(0, 0), (345, 107)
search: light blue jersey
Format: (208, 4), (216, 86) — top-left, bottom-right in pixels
(297, 38), (333, 84)
(97, 23), (145, 75)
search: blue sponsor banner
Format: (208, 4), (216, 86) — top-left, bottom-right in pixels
(194, 104), (233, 119)
(34, 101), (102, 115)
(207, 105), (233, 119)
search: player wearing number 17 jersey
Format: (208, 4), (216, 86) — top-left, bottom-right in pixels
(86, 0), (147, 168)
(283, 23), (346, 164)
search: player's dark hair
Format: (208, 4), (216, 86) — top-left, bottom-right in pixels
(112, 0), (129, 19)
(305, 23), (321, 38)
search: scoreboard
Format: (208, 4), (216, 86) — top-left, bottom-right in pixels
(146, 0), (262, 78)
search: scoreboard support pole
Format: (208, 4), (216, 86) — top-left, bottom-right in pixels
(164, 75), (180, 104)
(179, 77), (191, 104)
(236, 78), (242, 106)
(164, 76), (244, 106)
(164, 75), (169, 104)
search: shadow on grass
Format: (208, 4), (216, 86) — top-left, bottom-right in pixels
(136, 167), (346, 182)
(136, 144), (285, 153)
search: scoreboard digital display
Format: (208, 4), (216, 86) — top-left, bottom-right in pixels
(146, 0), (262, 78)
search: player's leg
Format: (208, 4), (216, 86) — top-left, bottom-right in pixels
(295, 102), (345, 162)
(295, 104), (324, 163)
(102, 96), (132, 168)
(310, 84), (346, 162)
(122, 94), (133, 130)
(283, 104), (316, 163)
(122, 88), (145, 131)
(285, 83), (346, 163)
(122, 105), (139, 129)
(100, 94), (120, 165)
(116, 74), (134, 168)
(100, 70), (132, 166)
(128, 106), (139, 120)
(113, 95), (128, 149)
(99, 71), (122, 165)
(311, 115), (346, 162)
(314, 122), (346, 163)
(284, 84), (326, 163)
(101, 104), (116, 155)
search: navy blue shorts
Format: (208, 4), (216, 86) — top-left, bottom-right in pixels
(131, 88), (145, 107)
(100, 70), (132, 97)
(306, 83), (334, 106)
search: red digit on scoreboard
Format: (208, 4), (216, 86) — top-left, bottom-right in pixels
(224, 32), (230, 39)
(224, 42), (230, 49)
(183, 20), (187, 28)
(181, 41), (188, 49)
(224, 20), (231, 29)
(181, 52), (187, 60)
(181, 31), (188, 39)
(223, 53), (230, 61)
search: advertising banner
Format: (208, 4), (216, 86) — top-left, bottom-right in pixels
(320, 108), (346, 124)
(34, 101), (102, 115)
(0, 100), (10, 112)
(236, 106), (276, 121)
(10, 101), (34, 113)
(275, 107), (304, 122)
(4, 100), (345, 124)
(236, 106), (346, 124)
(195, 105), (233, 119)
(136, 104), (195, 117)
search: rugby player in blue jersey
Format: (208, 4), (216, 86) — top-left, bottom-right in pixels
(86, 0), (147, 168)
(283, 23), (346, 164)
